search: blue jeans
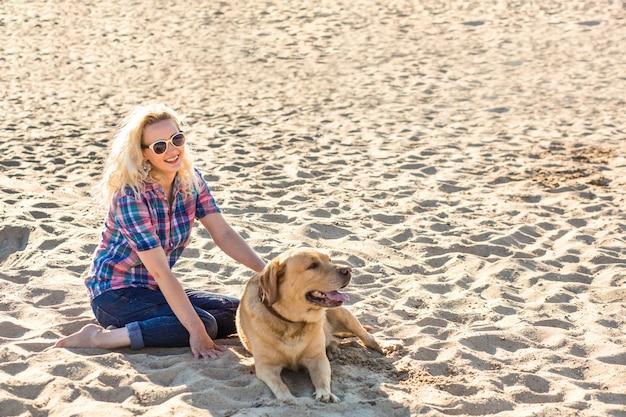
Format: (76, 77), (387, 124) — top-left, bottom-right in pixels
(91, 287), (239, 350)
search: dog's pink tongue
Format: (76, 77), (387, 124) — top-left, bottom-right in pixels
(327, 291), (349, 302)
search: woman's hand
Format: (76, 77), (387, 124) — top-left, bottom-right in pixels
(189, 329), (224, 360)
(136, 247), (227, 360)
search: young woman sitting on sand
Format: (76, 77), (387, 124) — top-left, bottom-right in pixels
(50, 103), (266, 359)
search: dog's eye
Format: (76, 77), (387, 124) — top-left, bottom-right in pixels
(307, 262), (318, 270)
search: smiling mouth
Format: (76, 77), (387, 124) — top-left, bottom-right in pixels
(165, 155), (179, 163)
(306, 290), (350, 308)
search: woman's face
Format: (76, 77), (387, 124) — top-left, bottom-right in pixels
(141, 119), (184, 183)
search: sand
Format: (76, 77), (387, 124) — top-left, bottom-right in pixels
(1, 0), (625, 416)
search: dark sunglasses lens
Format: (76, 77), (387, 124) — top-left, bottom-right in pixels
(172, 133), (185, 146)
(152, 142), (168, 154)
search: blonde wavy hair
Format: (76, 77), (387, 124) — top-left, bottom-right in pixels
(96, 103), (197, 206)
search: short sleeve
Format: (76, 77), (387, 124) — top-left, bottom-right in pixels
(194, 169), (221, 219)
(113, 190), (162, 252)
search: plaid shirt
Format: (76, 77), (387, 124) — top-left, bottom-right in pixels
(86, 168), (221, 299)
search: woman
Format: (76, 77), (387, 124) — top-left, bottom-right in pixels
(51, 104), (266, 359)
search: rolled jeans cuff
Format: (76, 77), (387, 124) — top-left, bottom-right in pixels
(127, 321), (145, 350)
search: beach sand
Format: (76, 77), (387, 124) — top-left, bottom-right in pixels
(1, 1), (625, 416)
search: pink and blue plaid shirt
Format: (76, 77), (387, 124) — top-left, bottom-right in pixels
(86, 169), (220, 299)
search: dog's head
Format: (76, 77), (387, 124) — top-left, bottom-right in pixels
(259, 248), (351, 309)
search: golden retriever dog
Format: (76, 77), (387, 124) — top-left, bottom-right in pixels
(235, 248), (384, 403)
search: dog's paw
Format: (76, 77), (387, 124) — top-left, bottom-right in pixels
(326, 340), (340, 360)
(315, 390), (340, 403)
(273, 392), (298, 404)
(380, 339), (404, 354)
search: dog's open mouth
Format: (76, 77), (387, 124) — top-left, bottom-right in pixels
(306, 290), (349, 307)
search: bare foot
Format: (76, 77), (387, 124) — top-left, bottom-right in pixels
(45, 323), (131, 352)
(47, 324), (106, 350)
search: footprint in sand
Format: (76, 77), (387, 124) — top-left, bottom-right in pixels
(0, 226), (30, 264)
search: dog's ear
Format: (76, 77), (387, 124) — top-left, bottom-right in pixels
(259, 259), (283, 306)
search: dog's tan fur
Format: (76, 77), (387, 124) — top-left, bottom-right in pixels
(236, 248), (384, 403)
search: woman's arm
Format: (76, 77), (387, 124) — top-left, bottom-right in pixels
(199, 213), (266, 272)
(136, 247), (223, 359)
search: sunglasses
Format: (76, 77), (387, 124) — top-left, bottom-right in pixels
(142, 131), (186, 154)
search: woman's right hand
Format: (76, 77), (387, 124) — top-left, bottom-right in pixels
(189, 330), (224, 360)
(135, 247), (226, 360)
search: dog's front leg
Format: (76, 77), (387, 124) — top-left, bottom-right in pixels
(255, 363), (296, 403)
(327, 307), (384, 354)
(305, 356), (339, 403)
